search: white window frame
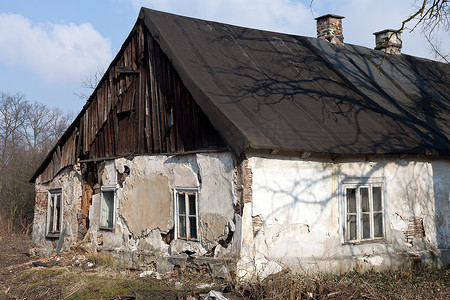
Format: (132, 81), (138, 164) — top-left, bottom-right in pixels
(99, 186), (116, 231)
(174, 188), (200, 241)
(46, 189), (62, 237)
(341, 178), (386, 244)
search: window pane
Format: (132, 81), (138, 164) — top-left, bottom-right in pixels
(49, 196), (55, 232)
(360, 187), (369, 212)
(373, 187), (382, 211)
(55, 194), (61, 232)
(347, 188), (356, 213)
(53, 194), (61, 232)
(347, 215), (357, 240)
(178, 193), (186, 215)
(362, 213), (370, 239)
(374, 213), (383, 237)
(101, 191), (114, 228)
(188, 194), (196, 216)
(189, 216), (197, 239)
(178, 216), (186, 238)
(55, 205), (61, 232)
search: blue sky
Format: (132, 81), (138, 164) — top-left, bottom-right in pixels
(1, 0), (448, 115)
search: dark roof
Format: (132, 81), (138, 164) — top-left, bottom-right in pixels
(139, 8), (450, 156)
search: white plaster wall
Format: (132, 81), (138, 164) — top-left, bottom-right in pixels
(244, 154), (450, 275)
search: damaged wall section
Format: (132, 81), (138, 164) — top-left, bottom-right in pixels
(32, 165), (83, 256)
(82, 151), (240, 275)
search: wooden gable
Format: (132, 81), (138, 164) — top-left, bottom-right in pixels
(34, 21), (225, 183)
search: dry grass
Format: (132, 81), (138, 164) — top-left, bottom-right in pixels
(1, 246), (448, 300)
(1, 266), (192, 299)
(241, 264), (449, 300)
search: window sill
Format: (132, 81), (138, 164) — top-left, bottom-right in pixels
(176, 237), (199, 242)
(46, 232), (60, 238)
(343, 238), (388, 245)
(99, 226), (114, 232)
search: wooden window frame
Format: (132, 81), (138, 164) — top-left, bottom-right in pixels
(99, 186), (116, 231)
(174, 188), (200, 241)
(341, 179), (386, 244)
(46, 189), (62, 237)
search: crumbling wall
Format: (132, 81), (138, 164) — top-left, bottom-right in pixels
(84, 152), (239, 275)
(32, 165), (83, 256)
(239, 153), (450, 278)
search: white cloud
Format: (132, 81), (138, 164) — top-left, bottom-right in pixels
(0, 13), (112, 83)
(130, 0), (315, 35)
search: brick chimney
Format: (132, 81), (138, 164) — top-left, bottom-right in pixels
(315, 14), (344, 45)
(373, 29), (402, 54)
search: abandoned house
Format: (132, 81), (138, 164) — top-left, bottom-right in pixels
(31, 8), (450, 279)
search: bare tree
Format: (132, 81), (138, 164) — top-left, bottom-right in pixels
(401, 0), (449, 62)
(74, 67), (105, 100)
(0, 92), (71, 234)
(0, 93), (30, 169)
(23, 102), (71, 154)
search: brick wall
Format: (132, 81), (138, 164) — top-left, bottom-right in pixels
(315, 14), (344, 44)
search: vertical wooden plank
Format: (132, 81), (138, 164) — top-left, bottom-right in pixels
(174, 80), (184, 151)
(149, 37), (161, 152)
(164, 58), (176, 153)
(114, 108), (119, 156)
(155, 43), (165, 153)
(137, 26), (145, 153)
(144, 32), (153, 153)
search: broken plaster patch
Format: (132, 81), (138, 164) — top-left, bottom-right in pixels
(360, 255), (383, 267)
(169, 239), (207, 258)
(139, 229), (169, 252)
(163, 156), (199, 187)
(196, 153), (235, 219)
(391, 214), (408, 231)
(200, 213), (230, 250)
(100, 160), (117, 186)
(214, 244), (233, 258)
(120, 173), (172, 238)
(254, 254), (284, 281)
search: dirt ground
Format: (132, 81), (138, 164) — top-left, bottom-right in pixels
(0, 234), (34, 269)
(0, 234), (241, 299)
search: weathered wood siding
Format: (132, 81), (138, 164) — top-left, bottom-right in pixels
(36, 21), (224, 183)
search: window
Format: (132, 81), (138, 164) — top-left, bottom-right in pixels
(47, 189), (62, 236)
(100, 187), (116, 230)
(175, 189), (199, 241)
(343, 183), (384, 243)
